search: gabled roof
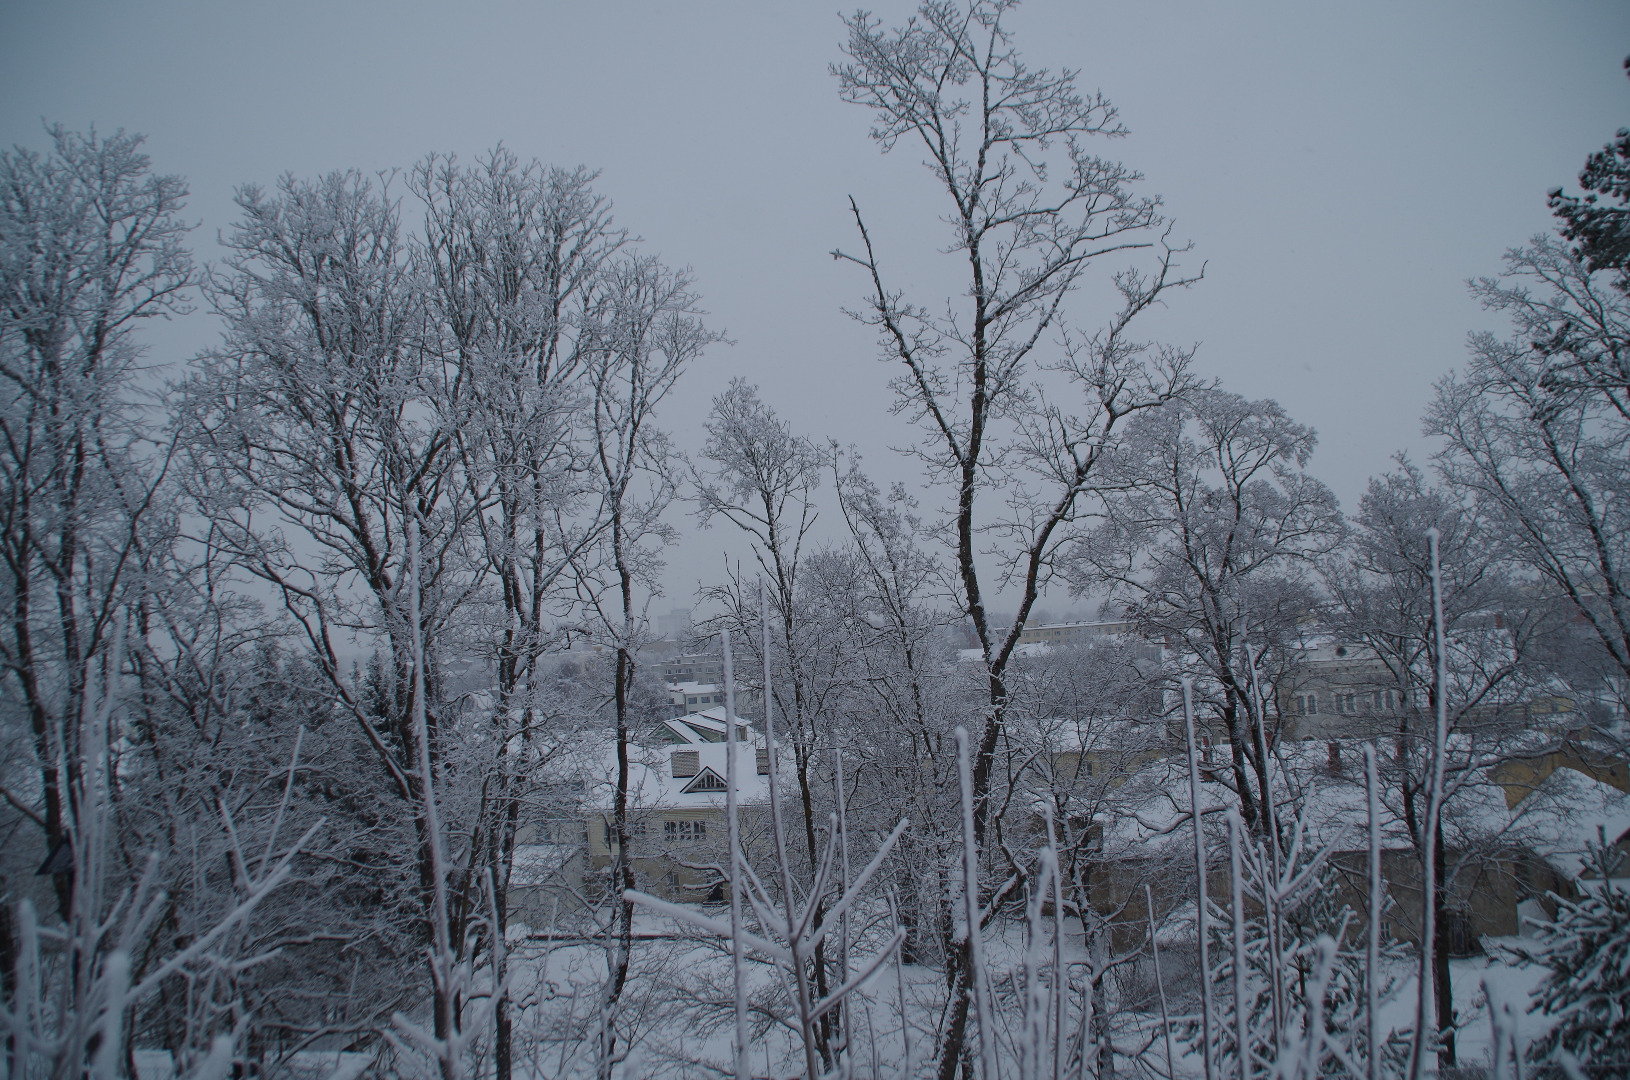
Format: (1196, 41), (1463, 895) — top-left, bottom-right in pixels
(1514, 768), (1630, 880)
(681, 767), (729, 793)
(541, 709), (774, 812)
(659, 706), (752, 746)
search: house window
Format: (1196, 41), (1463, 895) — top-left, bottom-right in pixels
(1295, 694), (1318, 716)
(1334, 693), (1356, 714)
(757, 748), (770, 775)
(664, 820), (706, 841)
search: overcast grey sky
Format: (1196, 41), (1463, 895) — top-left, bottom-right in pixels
(5, 0), (1628, 614)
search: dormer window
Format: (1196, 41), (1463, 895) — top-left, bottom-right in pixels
(681, 768), (728, 794)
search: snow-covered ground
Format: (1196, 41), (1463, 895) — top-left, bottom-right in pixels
(496, 911), (1570, 1079)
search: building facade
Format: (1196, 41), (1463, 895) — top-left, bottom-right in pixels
(509, 707), (774, 924)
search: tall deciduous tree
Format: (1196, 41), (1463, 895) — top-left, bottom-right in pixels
(1071, 390), (1344, 829)
(832, 6), (1200, 1069)
(1429, 239), (1630, 717)
(1322, 459), (1552, 1069)
(691, 379), (848, 1065)
(578, 252), (717, 1078)
(0, 126), (192, 917)
(415, 149), (620, 1080)
(1431, 75), (1630, 720)
(180, 169), (486, 1070)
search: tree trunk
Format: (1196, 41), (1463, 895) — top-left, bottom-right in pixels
(1433, 823), (1456, 1069)
(1221, 693), (1261, 828)
(599, 595), (638, 1078)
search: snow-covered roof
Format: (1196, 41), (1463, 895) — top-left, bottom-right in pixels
(668, 680), (721, 695)
(663, 706), (748, 741)
(1088, 740), (1630, 885)
(1513, 768), (1630, 880)
(545, 708), (774, 813)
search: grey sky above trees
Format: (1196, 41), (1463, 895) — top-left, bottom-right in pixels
(3, 0), (1627, 598)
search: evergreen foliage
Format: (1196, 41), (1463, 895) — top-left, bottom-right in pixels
(1527, 840), (1630, 1077)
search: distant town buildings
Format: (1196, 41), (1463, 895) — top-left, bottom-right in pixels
(668, 680), (724, 716)
(654, 651), (724, 685)
(1014, 619), (1134, 646)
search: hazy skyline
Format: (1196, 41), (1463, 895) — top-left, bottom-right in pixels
(6, 0), (1628, 609)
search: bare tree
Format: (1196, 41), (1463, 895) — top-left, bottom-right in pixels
(415, 149), (621, 1080)
(180, 169), (489, 1070)
(0, 125), (192, 920)
(577, 252), (718, 1077)
(1428, 231), (1630, 716)
(1322, 460), (1556, 1071)
(832, 5), (1200, 1070)
(691, 380), (851, 1065)
(830, 457), (962, 973)
(694, 381), (829, 870)
(1070, 390), (1345, 830)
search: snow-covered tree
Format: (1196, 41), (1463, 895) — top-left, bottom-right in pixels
(180, 168), (493, 1073)
(414, 148), (624, 1080)
(832, 3), (1202, 1069)
(578, 251), (718, 1077)
(1069, 389), (1345, 830)
(1527, 840), (1630, 1077)
(0, 125), (192, 920)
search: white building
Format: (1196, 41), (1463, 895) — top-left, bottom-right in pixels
(510, 707), (774, 918)
(668, 680), (724, 717)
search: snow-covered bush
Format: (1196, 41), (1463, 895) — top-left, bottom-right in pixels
(1526, 840), (1630, 1078)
